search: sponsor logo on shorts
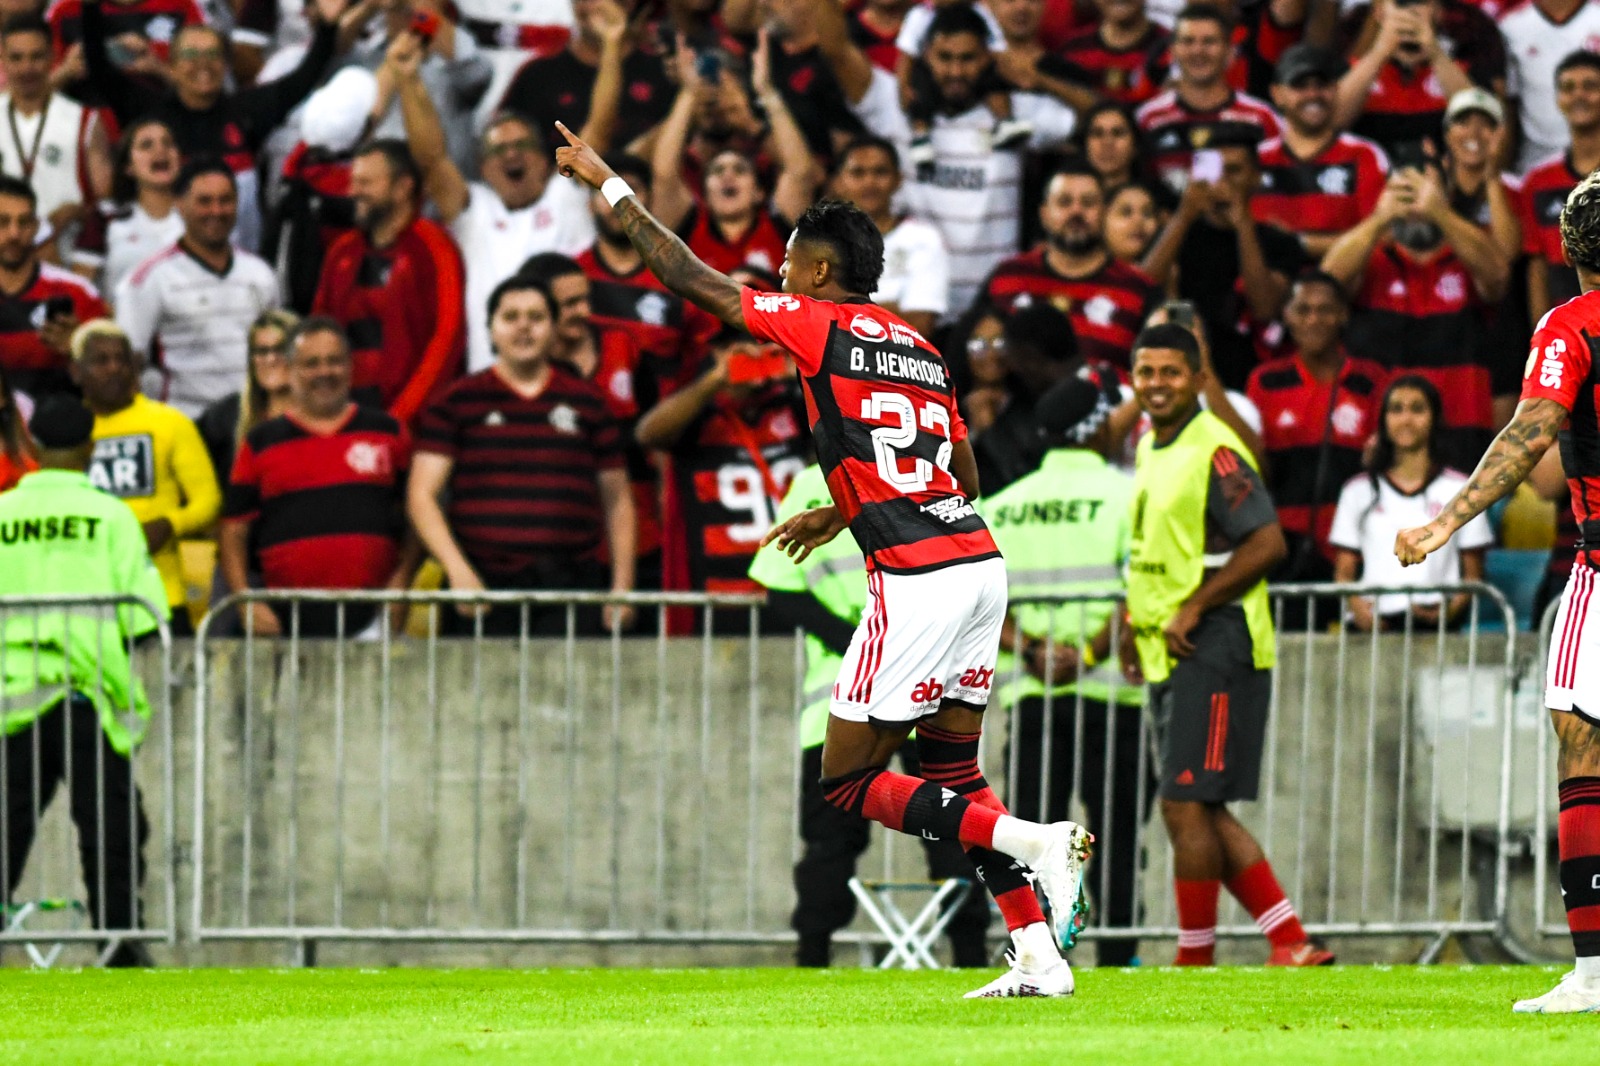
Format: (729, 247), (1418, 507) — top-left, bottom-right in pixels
(958, 667), (993, 690)
(910, 677), (945, 704)
(1175, 769), (1195, 786)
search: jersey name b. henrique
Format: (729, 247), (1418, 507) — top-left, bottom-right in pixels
(739, 288), (999, 574)
(1521, 290), (1600, 566)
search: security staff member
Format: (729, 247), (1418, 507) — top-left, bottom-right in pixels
(750, 464), (990, 968)
(1125, 323), (1330, 968)
(0, 396), (168, 967)
(977, 368), (1156, 967)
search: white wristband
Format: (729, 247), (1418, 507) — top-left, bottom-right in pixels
(600, 177), (635, 207)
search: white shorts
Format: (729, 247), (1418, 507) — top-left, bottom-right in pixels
(830, 556), (1007, 725)
(1546, 564), (1600, 723)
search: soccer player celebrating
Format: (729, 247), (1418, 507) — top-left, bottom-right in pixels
(554, 122), (1093, 999)
(1395, 168), (1600, 1015)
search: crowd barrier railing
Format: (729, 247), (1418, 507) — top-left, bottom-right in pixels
(0, 593), (175, 963)
(181, 582), (1531, 964)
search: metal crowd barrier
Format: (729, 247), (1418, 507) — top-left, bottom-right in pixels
(0, 594), (175, 964)
(183, 582), (1535, 965)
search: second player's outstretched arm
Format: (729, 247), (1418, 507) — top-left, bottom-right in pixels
(554, 122), (746, 331)
(1395, 397), (1566, 564)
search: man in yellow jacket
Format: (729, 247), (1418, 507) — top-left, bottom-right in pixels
(70, 320), (220, 634)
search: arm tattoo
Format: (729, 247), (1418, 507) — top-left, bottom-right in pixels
(613, 196), (746, 330)
(1437, 397), (1566, 533)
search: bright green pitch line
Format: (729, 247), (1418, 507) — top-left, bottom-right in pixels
(0, 966), (1588, 1065)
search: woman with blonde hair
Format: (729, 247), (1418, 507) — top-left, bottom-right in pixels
(197, 309), (300, 483)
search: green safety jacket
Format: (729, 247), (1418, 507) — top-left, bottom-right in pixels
(978, 448), (1140, 707)
(748, 465), (864, 750)
(1127, 410), (1275, 685)
(0, 469), (169, 753)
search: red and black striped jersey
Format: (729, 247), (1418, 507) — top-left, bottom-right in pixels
(1347, 243), (1497, 469)
(577, 246), (721, 394)
(413, 365), (624, 573)
(1349, 59), (1462, 159)
(1245, 352), (1389, 557)
(1046, 24), (1169, 106)
(1136, 89), (1281, 196)
(1228, 2), (1304, 97)
(682, 205), (790, 278)
(1253, 133), (1389, 237)
(0, 262), (107, 396)
(740, 289), (999, 573)
(1521, 152), (1582, 308)
(979, 250), (1159, 374)
(1522, 291), (1600, 566)
(312, 217), (466, 425)
(222, 405), (409, 591)
(670, 391), (808, 594)
(47, 0), (202, 64)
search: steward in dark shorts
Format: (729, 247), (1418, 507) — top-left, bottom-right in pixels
(1124, 323), (1332, 968)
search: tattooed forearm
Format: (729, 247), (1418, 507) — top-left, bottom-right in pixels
(1437, 397), (1565, 533)
(614, 197), (746, 329)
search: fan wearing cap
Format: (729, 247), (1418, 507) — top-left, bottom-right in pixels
(1253, 44), (1390, 259)
(975, 366), (1155, 968)
(0, 394), (168, 967)
(1440, 88), (1521, 266)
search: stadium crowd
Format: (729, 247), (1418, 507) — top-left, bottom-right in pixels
(0, 0), (1589, 639)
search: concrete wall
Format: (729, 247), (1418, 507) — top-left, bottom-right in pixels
(3, 628), (1569, 968)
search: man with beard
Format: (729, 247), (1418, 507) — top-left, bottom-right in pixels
(312, 139), (466, 424)
(116, 161), (279, 418)
(576, 153), (722, 396)
(1136, 4), (1279, 200)
(829, 135), (950, 339)
(395, 30), (616, 374)
(816, 0), (1077, 316)
(1322, 157), (1510, 470)
(980, 161), (1159, 376)
(0, 175), (107, 400)
(1141, 137), (1307, 390)
(1254, 45), (1390, 259)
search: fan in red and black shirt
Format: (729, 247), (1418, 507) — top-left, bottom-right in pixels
(409, 275), (637, 637)
(1245, 273), (1388, 584)
(636, 334), (808, 628)
(980, 162), (1159, 376)
(218, 319), (419, 639)
(1045, 0), (1169, 107)
(314, 140), (465, 425)
(1520, 53), (1600, 324)
(1136, 5), (1281, 199)
(1322, 160), (1511, 470)
(48, 0), (203, 100)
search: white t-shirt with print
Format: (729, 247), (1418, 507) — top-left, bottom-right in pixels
(1327, 468), (1495, 614)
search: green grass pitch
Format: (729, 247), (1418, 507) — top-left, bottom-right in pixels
(2, 965), (1592, 1064)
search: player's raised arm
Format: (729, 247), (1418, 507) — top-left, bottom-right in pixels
(553, 122), (747, 332)
(1394, 397), (1566, 565)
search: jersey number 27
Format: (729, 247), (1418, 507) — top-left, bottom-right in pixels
(861, 392), (956, 495)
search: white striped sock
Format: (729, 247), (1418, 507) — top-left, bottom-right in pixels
(1256, 899), (1295, 934)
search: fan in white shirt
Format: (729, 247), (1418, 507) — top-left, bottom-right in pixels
(390, 31), (627, 371)
(85, 117), (185, 301)
(829, 135), (951, 338)
(1329, 375), (1493, 629)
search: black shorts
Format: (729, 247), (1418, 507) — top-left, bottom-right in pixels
(1149, 607), (1270, 803)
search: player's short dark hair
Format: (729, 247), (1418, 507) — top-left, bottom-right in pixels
(175, 157), (235, 198)
(355, 138), (422, 193)
(0, 173), (35, 209)
(518, 252), (584, 286)
(1562, 168), (1600, 273)
(1291, 269), (1347, 302)
(925, 2), (992, 49)
(1, 12), (50, 41)
(487, 274), (555, 324)
(793, 198), (885, 295)
(288, 315), (350, 357)
(1003, 303), (1078, 363)
(1133, 322), (1202, 372)
(604, 152), (652, 190)
(1175, 2), (1234, 34)
(832, 134), (901, 176)
(1556, 49), (1600, 84)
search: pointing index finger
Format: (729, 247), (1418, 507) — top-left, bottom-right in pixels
(554, 121), (585, 148)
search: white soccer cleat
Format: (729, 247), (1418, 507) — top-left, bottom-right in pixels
(1513, 970), (1600, 1014)
(963, 952), (1075, 999)
(1032, 821), (1094, 950)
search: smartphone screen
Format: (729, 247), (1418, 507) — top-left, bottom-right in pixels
(1190, 149), (1224, 184)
